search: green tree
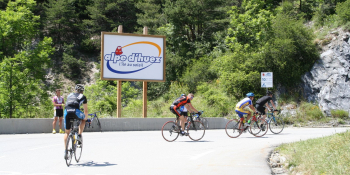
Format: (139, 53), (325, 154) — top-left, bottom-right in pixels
(42, 0), (80, 52)
(0, 0), (54, 118)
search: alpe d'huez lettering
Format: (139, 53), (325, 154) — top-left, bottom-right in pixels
(104, 52), (162, 74)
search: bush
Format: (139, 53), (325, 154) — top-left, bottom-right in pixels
(331, 109), (349, 119)
(336, 0), (350, 24)
(299, 102), (325, 121)
(196, 82), (236, 117)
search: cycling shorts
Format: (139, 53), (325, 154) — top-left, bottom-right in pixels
(64, 109), (85, 129)
(255, 104), (266, 115)
(235, 110), (249, 118)
(170, 105), (182, 118)
(54, 109), (63, 117)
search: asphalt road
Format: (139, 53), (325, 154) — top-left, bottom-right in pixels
(0, 127), (348, 175)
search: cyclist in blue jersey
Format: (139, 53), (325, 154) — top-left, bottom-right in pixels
(63, 84), (88, 159)
(235, 92), (258, 127)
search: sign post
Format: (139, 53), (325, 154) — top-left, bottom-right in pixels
(261, 72), (273, 92)
(101, 28), (166, 118)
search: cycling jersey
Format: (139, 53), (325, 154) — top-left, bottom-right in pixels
(53, 96), (64, 109)
(235, 97), (252, 112)
(235, 97), (253, 118)
(256, 96), (272, 106)
(65, 93), (87, 110)
(64, 93), (87, 129)
(170, 96), (191, 117)
(172, 96), (191, 108)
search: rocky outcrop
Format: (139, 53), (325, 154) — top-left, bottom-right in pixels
(302, 29), (350, 115)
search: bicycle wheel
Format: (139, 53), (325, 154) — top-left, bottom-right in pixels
(200, 118), (209, 129)
(269, 116), (285, 134)
(225, 119), (243, 138)
(249, 118), (268, 137)
(74, 135), (83, 163)
(187, 121), (205, 141)
(161, 121), (179, 142)
(95, 117), (102, 132)
(65, 135), (74, 167)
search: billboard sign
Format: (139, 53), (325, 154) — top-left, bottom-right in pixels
(261, 72), (273, 88)
(101, 32), (166, 81)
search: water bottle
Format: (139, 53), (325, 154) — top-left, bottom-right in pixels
(75, 132), (78, 140)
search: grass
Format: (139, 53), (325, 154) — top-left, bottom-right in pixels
(276, 130), (350, 175)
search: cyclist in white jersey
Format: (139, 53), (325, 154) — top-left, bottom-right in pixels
(235, 92), (258, 127)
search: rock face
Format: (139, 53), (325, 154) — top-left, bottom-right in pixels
(302, 29), (350, 115)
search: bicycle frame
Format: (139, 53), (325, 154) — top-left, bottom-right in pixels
(263, 110), (281, 124)
(86, 111), (101, 127)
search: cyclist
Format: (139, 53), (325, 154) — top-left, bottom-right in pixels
(63, 84), (88, 159)
(255, 91), (278, 120)
(170, 93), (200, 136)
(235, 92), (258, 127)
(179, 94), (188, 118)
(52, 89), (65, 134)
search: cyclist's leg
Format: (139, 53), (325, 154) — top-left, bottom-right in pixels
(63, 109), (71, 149)
(256, 104), (266, 120)
(179, 115), (186, 131)
(75, 109), (86, 135)
(235, 110), (246, 129)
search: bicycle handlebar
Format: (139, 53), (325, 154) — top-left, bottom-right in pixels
(88, 111), (101, 116)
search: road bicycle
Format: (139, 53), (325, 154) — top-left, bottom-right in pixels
(192, 110), (209, 129)
(259, 109), (284, 134)
(65, 118), (83, 167)
(85, 111), (102, 132)
(225, 113), (268, 138)
(161, 112), (206, 142)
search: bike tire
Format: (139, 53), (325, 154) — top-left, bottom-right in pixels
(161, 121), (179, 142)
(269, 116), (285, 134)
(187, 121), (205, 141)
(249, 118), (268, 137)
(74, 135), (83, 163)
(95, 117), (102, 132)
(225, 119), (243, 138)
(65, 135), (74, 167)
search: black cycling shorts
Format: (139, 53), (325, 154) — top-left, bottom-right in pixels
(255, 104), (266, 115)
(54, 109), (63, 117)
(170, 105), (182, 118)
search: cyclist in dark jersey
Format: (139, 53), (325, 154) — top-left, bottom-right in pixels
(255, 91), (278, 120)
(170, 93), (201, 136)
(63, 84), (88, 159)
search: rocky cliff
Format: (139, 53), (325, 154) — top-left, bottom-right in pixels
(302, 28), (350, 115)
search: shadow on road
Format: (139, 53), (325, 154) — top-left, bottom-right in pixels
(75, 161), (117, 167)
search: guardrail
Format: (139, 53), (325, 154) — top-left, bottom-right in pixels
(0, 118), (230, 134)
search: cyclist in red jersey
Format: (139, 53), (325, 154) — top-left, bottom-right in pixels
(170, 93), (201, 136)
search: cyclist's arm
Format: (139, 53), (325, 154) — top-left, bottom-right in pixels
(185, 103), (198, 113)
(52, 101), (64, 107)
(270, 100), (277, 110)
(249, 104), (257, 113)
(83, 103), (88, 120)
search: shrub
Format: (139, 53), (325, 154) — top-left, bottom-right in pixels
(331, 109), (349, 120)
(336, 0), (350, 25)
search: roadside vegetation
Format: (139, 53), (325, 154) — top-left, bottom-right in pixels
(275, 130), (350, 174)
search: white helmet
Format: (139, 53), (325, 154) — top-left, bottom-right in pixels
(75, 84), (84, 92)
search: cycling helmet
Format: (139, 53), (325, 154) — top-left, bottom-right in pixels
(75, 84), (85, 92)
(266, 91), (273, 95)
(181, 94), (186, 96)
(246, 92), (255, 97)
